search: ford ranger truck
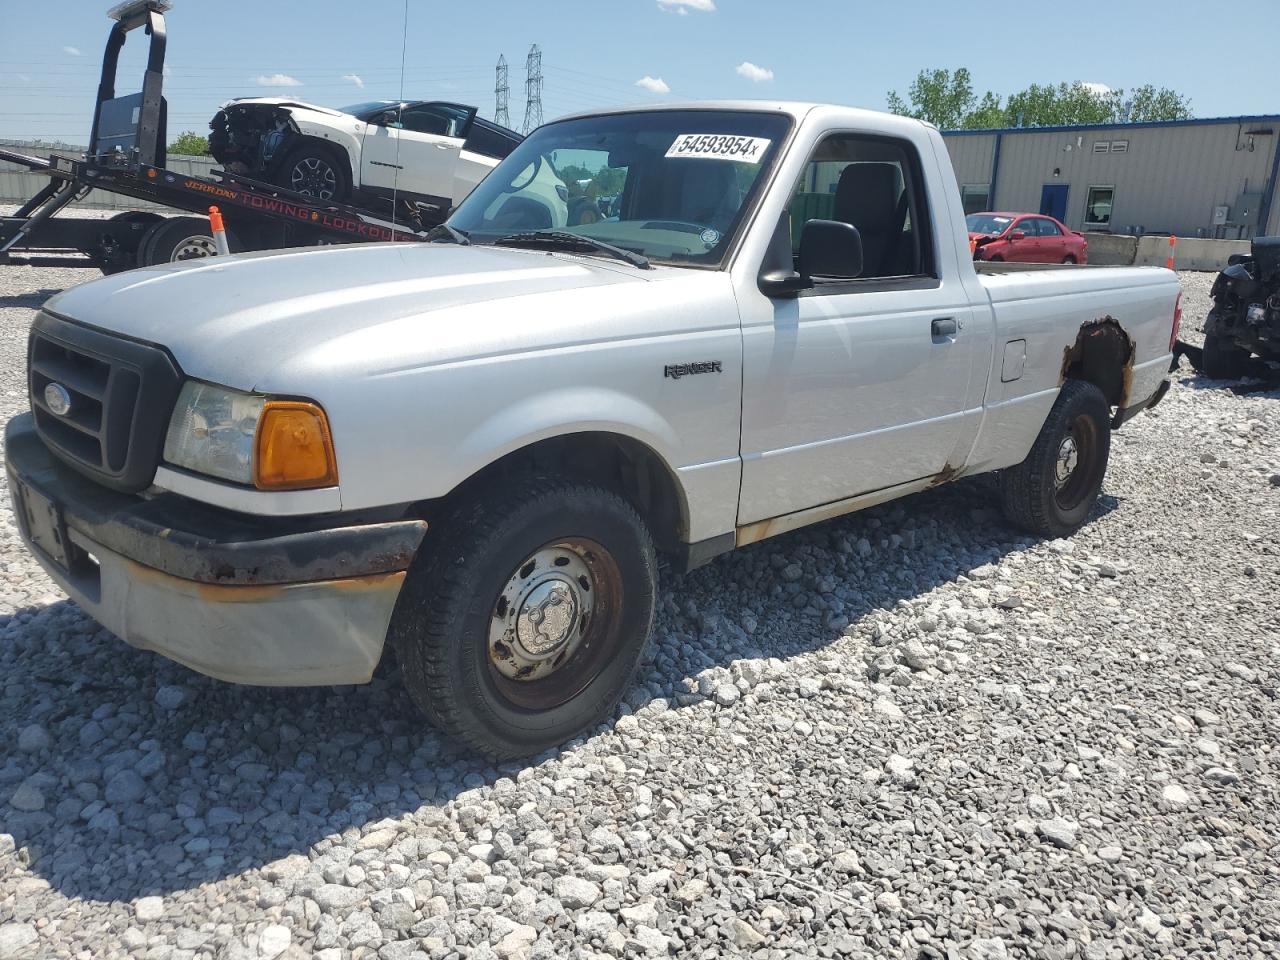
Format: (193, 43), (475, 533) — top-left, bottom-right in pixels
(6, 102), (1180, 758)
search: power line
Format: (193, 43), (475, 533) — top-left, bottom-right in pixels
(494, 55), (509, 128)
(522, 44), (542, 135)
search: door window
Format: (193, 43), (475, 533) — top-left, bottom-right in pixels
(398, 104), (472, 138)
(1014, 219), (1039, 237)
(1037, 218), (1062, 236)
(788, 134), (934, 281)
(1085, 187), (1114, 228)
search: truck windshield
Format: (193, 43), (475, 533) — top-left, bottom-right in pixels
(447, 109), (792, 267)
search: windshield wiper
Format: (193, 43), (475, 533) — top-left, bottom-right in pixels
(427, 223), (471, 246)
(492, 230), (650, 270)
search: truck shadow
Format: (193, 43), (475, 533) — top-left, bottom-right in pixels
(0, 478), (1121, 902)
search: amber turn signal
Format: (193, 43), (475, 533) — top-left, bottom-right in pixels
(253, 401), (338, 491)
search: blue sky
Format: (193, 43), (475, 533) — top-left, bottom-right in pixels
(2, 0), (1276, 145)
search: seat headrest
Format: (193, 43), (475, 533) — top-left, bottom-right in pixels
(833, 163), (901, 231)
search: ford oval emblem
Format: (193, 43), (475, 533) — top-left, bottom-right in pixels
(44, 382), (72, 417)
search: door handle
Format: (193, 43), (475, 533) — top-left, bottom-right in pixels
(436, 143), (453, 150)
(931, 317), (958, 338)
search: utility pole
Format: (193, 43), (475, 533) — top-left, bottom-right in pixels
(494, 55), (510, 128)
(522, 44), (543, 134)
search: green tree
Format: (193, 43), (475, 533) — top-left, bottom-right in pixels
(168, 131), (210, 156)
(888, 69), (1193, 129)
(1004, 82), (1118, 127)
(886, 68), (982, 131)
(1125, 84), (1192, 122)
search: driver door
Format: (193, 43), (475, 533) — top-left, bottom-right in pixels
(360, 103), (471, 206)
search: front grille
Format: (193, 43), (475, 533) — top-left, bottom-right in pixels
(28, 312), (182, 493)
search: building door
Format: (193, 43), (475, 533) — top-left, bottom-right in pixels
(1040, 184), (1069, 222)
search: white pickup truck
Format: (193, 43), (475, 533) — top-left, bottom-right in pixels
(6, 101), (1180, 758)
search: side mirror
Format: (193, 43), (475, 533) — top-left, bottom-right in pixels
(1008, 231), (1026, 241)
(799, 219), (864, 280)
(758, 211), (811, 297)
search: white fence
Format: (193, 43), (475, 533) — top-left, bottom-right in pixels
(0, 140), (218, 210)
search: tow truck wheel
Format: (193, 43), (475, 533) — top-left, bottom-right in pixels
(94, 211), (164, 274)
(390, 478), (657, 759)
(138, 216), (230, 266)
(278, 144), (351, 203)
(999, 379), (1111, 538)
(1201, 328), (1250, 380)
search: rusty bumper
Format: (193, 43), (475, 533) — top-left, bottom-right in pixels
(5, 413), (427, 685)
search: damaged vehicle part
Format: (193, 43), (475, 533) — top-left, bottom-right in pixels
(1200, 236), (1280, 380)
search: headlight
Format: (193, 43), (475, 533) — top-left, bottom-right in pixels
(163, 381), (338, 490)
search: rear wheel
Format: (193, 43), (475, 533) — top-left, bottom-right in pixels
(94, 211), (164, 274)
(1062, 254), (1077, 265)
(138, 215), (236, 266)
(391, 478), (657, 759)
(277, 143), (351, 202)
(1000, 380), (1111, 538)
(1201, 329), (1250, 380)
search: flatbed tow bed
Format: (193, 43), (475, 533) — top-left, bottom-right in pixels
(0, 0), (435, 273)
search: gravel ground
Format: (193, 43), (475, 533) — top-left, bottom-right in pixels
(0, 263), (1278, 960)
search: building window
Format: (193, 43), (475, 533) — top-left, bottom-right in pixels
(961, 185), (990, 215)
(1085, 186), (1114, 228)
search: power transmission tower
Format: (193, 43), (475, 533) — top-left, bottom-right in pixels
(494, 55), (510, 128)
(522, 44), (543, 134)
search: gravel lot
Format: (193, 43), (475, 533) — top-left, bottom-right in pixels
(0, 261), (1277, 960)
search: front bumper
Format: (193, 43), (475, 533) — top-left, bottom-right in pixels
(5, 413), (427, 686)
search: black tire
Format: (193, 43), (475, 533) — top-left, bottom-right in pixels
(95, 211), (164, 274)
(277, 143), (351, 202)
(390, 478), (657, 759)
(1062, 254), (1077, 265)
(1000, 380), (1111, 538)
(138, 216), (230, 266)
(1201, 330), (1250, 380)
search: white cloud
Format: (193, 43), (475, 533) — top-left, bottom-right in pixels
(255, 73), (302, 88)
(658, 0), (714, 13)
(735, 61), (774, 83)
(635, 75), (671, 94)
(342, 73), (364, 89)
(1081, 82), (1112, 97)
(63, 46), (81, 56)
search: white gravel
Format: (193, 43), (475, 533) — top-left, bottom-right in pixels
(1, 263), (1278, 959)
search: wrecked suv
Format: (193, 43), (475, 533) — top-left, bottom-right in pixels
(209, 97), (521, 213)
(1201, 236), (1280, 378)
(7, 101), (1180, 758)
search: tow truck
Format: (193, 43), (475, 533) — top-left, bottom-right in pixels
(0, 0), (435, 273)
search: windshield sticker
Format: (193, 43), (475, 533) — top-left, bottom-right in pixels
(700, 228), (721, 247)
(665, 134), (771, 163)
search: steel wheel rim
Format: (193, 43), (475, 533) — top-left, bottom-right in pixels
(172, 235), (218, 261)
(1054, 414), (1098, 509)
(486, 537), (621, 711)
(291, 157), (337, 199)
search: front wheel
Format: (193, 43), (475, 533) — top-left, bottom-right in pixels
(391, 479), (657, 759)
(1201, 328), (1250, 380)
(1000, 379), (1111, 538)
(277, 144), (351, 202)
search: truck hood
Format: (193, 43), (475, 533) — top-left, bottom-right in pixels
(43, 244), (652, 388)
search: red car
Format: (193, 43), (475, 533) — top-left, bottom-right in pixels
(967, 212), (1088, 264)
